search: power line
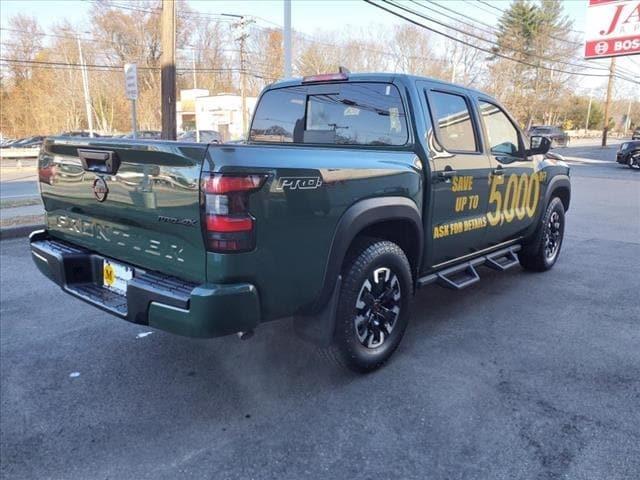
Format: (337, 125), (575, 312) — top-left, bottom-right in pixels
(475, 0), (505, 14)
(381, 0), (640, 83)
(473, 0), (584, 34)
(423, 1), (640, 78)
(0, 27), (239, 54)
(409, 0), (498, 38)
(363, 0), (639, 85)
(0, 58), (276, 80)
(423, 0), (583, 48)
(386, 0), (631, 76)
(0, 1), (449, 73)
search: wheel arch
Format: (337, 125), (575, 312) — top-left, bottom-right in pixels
(545, 175), (571, 212)
(311, 196), (423, 313)
(293, 196), (422, 347)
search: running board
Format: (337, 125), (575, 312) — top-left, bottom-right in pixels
(417, 245), (521, 290)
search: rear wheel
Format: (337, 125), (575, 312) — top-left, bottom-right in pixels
(519, 197), (565, 271)
(325, 238), (413, 373)
(628, 151), (640, 170)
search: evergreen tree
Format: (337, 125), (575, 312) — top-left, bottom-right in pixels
(488, 0), (578, 127)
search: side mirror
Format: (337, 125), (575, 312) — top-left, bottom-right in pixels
(527, 135), (551, 156)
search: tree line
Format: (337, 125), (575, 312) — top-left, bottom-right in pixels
(1, 0), (637, 138)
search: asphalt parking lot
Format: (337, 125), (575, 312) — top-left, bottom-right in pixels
(1, 141), (639, 479)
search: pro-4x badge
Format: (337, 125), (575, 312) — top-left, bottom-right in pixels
(93, 177), (109, 202)
(275, 176), (323, 191)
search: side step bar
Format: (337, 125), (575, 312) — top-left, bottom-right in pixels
(485, 248), (520, 271)
(417, 245), (521, 291)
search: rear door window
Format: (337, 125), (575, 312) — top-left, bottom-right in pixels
(427, 91), (478, 152)
(249, 83), (408, 146)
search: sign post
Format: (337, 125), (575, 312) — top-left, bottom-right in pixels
(124, 63), (138, 139)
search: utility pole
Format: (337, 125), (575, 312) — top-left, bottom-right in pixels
(192, 50), (199, 143)
(283, 0), (292, 78)
(234, 16), (253, 136)
(601, 56), (616, 147)
(625, 98), (632, 134)
(161, 0), (177, 140)
(585, 91), (593, 132)
(77, 36), (94, 137)
(192, 49), (197, 89)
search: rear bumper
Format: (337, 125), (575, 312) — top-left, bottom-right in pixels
(29, 230), (260, 338)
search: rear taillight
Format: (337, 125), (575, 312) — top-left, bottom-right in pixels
(201, 173), (267, 253)
(38, 164), (56, 185)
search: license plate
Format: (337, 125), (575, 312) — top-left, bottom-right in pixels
(103, 260), (133, 295)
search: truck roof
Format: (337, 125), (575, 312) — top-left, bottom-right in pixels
(265, 72), (494, 101)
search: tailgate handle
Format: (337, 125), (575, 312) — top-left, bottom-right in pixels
(77, 149), (120, 174)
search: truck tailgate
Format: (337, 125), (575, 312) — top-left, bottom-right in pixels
(39, 138), (208, 283)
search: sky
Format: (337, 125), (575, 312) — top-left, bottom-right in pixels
(1, 0), (638, 97)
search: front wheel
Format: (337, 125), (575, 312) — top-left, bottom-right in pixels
(325, 239), (413, 373)
(519, 197), (565, 271)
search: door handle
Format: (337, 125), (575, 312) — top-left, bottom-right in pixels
(437, 168), (457, 180)
(492, 166), (504, 176)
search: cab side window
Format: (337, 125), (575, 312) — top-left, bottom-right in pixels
(428, 91), (478, 153)
(479, 101), (521, 157)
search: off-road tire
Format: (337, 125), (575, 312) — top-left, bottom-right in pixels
(323, 238), (413, 373)
(519, 197), (565, 272)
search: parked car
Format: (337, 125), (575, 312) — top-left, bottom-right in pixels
(0, 138), (19, 148)
(616, 140), (640, 169)
(528, 126), (569, 148)
(1, 137), (25, 148)
(178, 130), (222, 144)
(13, 135), (45, 149)
(632, 128), (640, 140)
(30, 71), (570, 372)
(59, 131), (101, 138)
(125, 130), (162, 139)
(22, 137), (45, 149)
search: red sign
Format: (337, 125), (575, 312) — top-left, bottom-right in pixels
(584, 0), (640, 59)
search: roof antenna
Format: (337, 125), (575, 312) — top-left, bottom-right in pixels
(339, 66), (351, 75)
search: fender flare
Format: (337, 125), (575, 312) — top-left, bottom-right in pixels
(524, 174), (571, 242)
(294, 196), (423, 346)
(544, 174), (571, 211)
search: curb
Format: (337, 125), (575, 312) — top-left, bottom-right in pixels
(0, 224), (44, 240)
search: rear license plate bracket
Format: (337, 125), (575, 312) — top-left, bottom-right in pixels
(103, 259), (133, 295)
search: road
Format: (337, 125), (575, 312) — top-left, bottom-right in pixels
(0, 179), (39, 200)
(1, 141), (639, 479)
(0, 164), (38, 200)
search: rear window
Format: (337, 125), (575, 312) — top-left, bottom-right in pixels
(249, 83), (408, 146)
(249, 86), (306, 143)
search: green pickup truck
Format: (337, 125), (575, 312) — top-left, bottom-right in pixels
(30, 72), (570, 372)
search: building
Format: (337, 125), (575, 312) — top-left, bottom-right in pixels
(177, 89), (257, 142)
(176, 89), (210, 132)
